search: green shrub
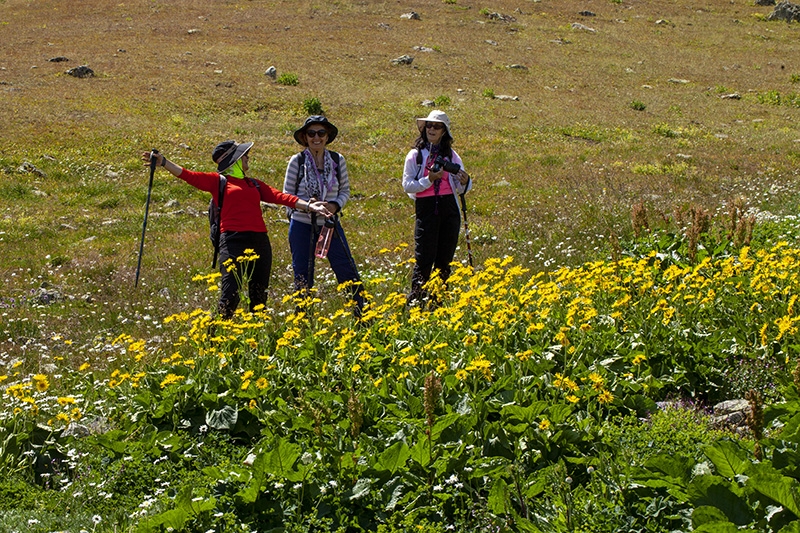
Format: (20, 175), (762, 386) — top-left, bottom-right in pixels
(630, 100), (646, 111)
(601, 402), (730, 464)
(302, 97), (323, 115)
(277, 72), (299, 86)
(482, 88), (495, 98)
(433, 94), (451, 106)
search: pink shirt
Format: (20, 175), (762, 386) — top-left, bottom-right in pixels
(415, 153), (454, 198)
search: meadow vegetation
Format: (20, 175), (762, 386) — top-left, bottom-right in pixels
(2, 0), (800, 531)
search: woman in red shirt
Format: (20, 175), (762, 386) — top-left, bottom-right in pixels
(142, 141), (330, 318)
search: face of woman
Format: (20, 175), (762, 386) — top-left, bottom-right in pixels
(424, 122), (445, 145)
(305, 126), (329, 151)
(240, 153), (250, 171)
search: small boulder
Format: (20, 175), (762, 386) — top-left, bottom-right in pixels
(391, 55), (414, 65)
(66, 65), (94, 78)
(571, 22), (596, 32)
(768, 0), (800, 21)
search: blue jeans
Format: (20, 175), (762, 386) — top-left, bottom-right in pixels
(288, 218), (365, 313)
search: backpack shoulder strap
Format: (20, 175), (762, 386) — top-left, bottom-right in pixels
(414, 149), (424, 180)
(294, 151), (306, 196)
(211, 174), (227, 269)
(218, 174), (227, 210)
(330, 150), (342, 193)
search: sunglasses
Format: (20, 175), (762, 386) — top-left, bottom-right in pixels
(425, 122), (444, 130)
(306, 129), (328, 138)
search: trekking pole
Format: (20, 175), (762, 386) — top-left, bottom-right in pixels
(459, 192), (474, 268)
(330, 217), (365, 316)
(330, 218), (360, 279)
(134, 149), (158, 288)
(306, 212), (318, 294)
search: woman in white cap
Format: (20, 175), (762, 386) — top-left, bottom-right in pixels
(402, 110), (472, 306)
(142, 141), (330, 318)
(283, 116), (365, 317)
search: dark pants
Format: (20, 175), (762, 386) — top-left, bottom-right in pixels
(288, 218), (365, 314)
(218, 231), (272, 318)
(410, 194), (461, 303)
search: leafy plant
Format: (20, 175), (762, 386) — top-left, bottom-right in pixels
(302, 96), (323, 115)
(277, 72), (299, 86)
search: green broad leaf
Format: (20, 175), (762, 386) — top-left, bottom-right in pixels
(262, 438), (303, 481)
(689, 476), (752, 525)
(512, 515), (545, 533)
(488, 478), (510, 515)
(206, 405), (238, 430)
(384, 480), (405, 511)
(410, 438), (431, 468)
(94, 430), (128, 455)
(778, 521), (800, 533)
(348, 477), (372, 500)
(504, 423), (531, 434)
(431, 412), (460, 441)
(622, 394), (658, 417)
(501, 402), (549, 423)
(691, 505), (729, 527)
(642, 454), (695, 484)
(693, 521), (745, 532)
(375, 441), (411, 474)
(235, 479), (261, 505)
(547, 403), (574, 424)
(138, 507), (191, 531)
(156, 431), (186, 453)
(176, 488), (217, 516)
(704, 440), (750, 479)
(775, 413), (800, 443)
(750, 467), (800, 518)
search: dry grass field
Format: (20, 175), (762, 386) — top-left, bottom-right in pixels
(1, 0), (800, 345)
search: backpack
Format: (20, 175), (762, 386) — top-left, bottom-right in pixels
(209, 175), (260, 268)
(209, 175), (227, 269)
(290, 151), (342, 216)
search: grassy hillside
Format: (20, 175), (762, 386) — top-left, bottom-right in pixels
(1, 0), (800, 356)
(5, 2), (800, 531)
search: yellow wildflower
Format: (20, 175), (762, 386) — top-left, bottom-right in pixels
(33, 374), (49, 392)
(160, 373), (185, 388)
(597, 390), (614, 404)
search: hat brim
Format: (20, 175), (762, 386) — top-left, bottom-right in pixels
(416, 118), (451, 138)
(294, 122), (338, 146)
(217, 141), (253, 173)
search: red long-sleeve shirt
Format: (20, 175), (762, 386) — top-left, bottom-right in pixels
(178, 168), (299, 233)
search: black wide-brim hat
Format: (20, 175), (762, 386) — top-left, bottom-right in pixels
(212, 140), (253, 173)
(293, 115), (338, 146)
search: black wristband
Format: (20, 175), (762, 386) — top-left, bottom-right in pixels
(161, 157), (167, 167)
